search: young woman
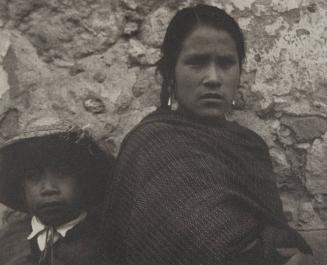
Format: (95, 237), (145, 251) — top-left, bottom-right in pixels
(100, 5), (312, 265)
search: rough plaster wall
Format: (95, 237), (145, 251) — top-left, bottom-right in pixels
(0, 0), (326, 263)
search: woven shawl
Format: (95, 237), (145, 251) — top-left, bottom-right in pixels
(101, 109), (311, 265)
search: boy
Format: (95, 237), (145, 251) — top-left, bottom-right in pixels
(0, 118), (114, 265)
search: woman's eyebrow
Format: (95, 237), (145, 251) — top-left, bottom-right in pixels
(183, 53), (209, 59)
(183, 52), (237, 61)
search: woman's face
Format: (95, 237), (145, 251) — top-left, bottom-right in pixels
(174, 25), (240, 119)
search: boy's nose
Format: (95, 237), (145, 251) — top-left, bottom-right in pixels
(40, 173), (59, 196)
(41, 182), (59, 196)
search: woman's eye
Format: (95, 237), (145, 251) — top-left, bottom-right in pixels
(185, 56), (208, 67)
(217, 58), (236, 69)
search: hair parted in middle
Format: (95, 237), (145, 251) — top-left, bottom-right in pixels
(156, 4), (246, 109)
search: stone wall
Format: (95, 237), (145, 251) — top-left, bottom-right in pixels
(0, 0), (326, 263)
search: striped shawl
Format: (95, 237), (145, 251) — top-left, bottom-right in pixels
(101, 109), (311, 265)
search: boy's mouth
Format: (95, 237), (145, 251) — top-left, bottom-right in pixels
(38, 201), (66, 211)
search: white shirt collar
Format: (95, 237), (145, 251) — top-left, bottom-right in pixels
(27, 212), (87, 251)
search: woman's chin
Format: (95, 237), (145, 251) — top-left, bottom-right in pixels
(176, 103), (228, 121)
(192, 109), (227, 121)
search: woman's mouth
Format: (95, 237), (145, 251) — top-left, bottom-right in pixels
(199, 93), (224, 101)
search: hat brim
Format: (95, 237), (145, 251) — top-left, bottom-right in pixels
(0, 128), (114, 212)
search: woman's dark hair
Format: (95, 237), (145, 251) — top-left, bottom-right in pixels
(157, 4), (246, 109)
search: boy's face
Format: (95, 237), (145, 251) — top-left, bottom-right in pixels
(22, 166), (84, 226)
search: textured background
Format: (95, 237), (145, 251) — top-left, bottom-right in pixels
(0, 0), (326, 263)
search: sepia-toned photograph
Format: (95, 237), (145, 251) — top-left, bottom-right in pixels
(0, 0), (326, 264)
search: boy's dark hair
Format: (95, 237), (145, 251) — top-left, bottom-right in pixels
(157, 4), (246, 109)
(1, 133), (111, 211)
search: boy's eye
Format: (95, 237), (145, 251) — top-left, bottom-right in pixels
(56, 171), (73, 179)
(24, 168), (42, 182)
(57, 164), (75, 174)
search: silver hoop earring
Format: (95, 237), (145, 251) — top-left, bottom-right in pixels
(232, 99), (236, 106)
(168, 96), (172, 108)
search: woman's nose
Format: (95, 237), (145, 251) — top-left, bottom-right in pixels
(203, 64), (222, 88)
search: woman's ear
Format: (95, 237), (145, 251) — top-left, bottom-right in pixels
(169, 81), (180, 111)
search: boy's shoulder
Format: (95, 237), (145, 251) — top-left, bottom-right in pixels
(66, 206), (102, 238)
(0, 214), (32, 264)
(53, 208), (103, 264)
(0, 213), (31, 241)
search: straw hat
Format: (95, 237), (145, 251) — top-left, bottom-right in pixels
(0, 116), (115, 211)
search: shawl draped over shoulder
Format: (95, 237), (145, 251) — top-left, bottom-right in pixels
(101, 109), (311, 265)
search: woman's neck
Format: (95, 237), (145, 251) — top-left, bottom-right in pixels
(175, 106), (228, 127)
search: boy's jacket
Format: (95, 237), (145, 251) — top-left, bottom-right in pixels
(0, 209), (100, 265)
